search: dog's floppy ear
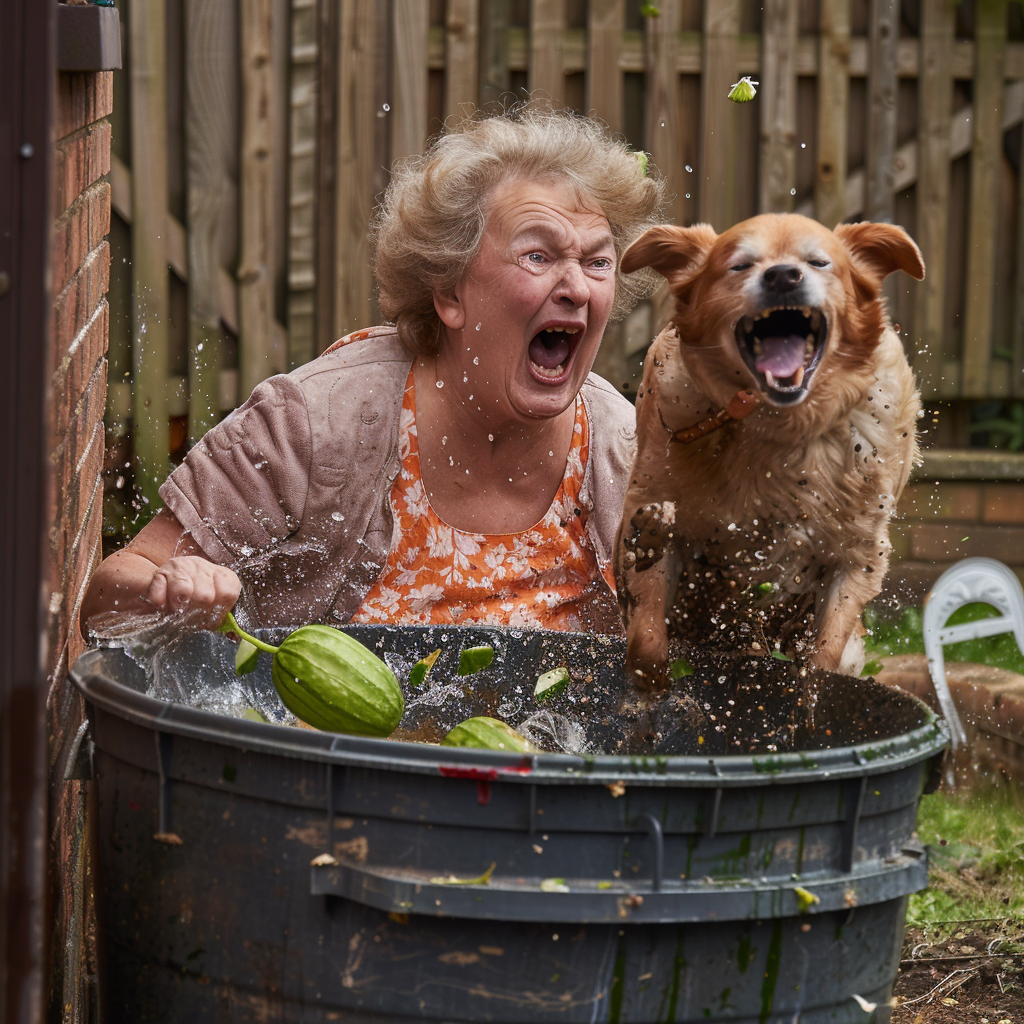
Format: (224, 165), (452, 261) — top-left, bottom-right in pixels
(621, 224), (718, 282)
(833, 222), (925, 282)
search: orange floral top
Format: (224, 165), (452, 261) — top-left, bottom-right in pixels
(351, 371), (620, 632)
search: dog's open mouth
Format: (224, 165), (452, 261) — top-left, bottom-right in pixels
(528, 327), (580, 380)
(735, 306), (827, 404)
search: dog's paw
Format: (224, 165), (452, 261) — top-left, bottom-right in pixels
(621, 501), (677, 572)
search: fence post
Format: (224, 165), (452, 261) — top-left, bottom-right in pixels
(130, 0), (171, 508)
(184, 0), (232, 441)
(914, 0), (955, 398)
(759, 0), (798, 214)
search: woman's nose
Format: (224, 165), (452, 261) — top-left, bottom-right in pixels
(554, 260), (589, 306)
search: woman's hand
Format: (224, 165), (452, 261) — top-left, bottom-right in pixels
(144, 555), (241, 625)
(80, 509), (241, 633)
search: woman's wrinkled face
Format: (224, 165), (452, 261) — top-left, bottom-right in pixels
(432, 177), (617, 424)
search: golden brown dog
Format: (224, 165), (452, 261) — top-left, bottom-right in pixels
(614, 213), (925, 690)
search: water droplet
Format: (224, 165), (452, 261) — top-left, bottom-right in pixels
(475, 323), (482, 331)
(115, 475), (125, 489)
(472, 356), (479, 365)
(800, 142), (807, 149)
(790, 188), (797, 195)
(488, 434), (494, 442)
(383, 103), (390, 111)
(197, 342), (204, 352)
(685, 164), (693, 173)
(331, 511), (344, 522)
(659, 121), (665, 128)
(548, 451), (554, 457)
(436, 380), (444, 388)
(685, 193), (691, 199)
(441, 435), (448, 445)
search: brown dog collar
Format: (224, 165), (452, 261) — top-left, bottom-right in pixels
(663, 389), (759, 444)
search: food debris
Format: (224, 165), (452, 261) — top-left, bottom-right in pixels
(728, 76), (759, 102)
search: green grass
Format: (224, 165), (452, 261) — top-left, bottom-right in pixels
(863, 601), (1024, 676)
(908, 785), (1024, 926)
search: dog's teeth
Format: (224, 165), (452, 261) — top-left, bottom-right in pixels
(809, 310), (822, 330)
(805, 339), (814, 359)
(793, 366), (805, 386)
(740, 316), (755, 333)
(753, 339), (763, 355)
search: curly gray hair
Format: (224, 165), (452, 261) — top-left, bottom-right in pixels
(370, 102), (667, 356)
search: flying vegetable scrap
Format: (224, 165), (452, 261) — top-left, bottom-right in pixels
(728, 77), (759, 102)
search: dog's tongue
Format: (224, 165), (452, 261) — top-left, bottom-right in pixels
(529, 332), (570, 370)
(755, 335), (806, 378)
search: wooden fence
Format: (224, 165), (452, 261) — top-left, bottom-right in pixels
(104, 0), (1024, 521)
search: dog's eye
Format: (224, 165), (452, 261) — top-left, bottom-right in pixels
(807, 259), (830, 268)
(730, 262), (753, 272)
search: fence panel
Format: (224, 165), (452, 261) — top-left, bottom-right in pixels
(106, 0), (1024, 533)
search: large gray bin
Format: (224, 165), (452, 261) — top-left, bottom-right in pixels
(69, 624), (947, 1023)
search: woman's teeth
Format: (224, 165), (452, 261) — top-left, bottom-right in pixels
(528, 326), (580, 377)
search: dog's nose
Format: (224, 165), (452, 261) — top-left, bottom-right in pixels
(763, 264), (803, 292)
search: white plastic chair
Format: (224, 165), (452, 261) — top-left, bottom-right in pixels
(922, 557), (1024, 752)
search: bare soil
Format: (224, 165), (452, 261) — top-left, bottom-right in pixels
(892, 919), (1024, 1022)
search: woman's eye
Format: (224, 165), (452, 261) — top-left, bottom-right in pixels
(526, 252), (547, 264)
(808, 259), (830, 268)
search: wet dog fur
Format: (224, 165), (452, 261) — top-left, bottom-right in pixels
(614, 213), (925, 690)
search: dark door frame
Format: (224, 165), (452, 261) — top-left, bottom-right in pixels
(0, 0), (55, 1020)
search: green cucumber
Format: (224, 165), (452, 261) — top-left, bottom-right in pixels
(441, 716), (536, 753)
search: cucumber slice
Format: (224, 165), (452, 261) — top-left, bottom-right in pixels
(458, 645), (494, 676)
(669, 657), (694, 679)
(534, 667), (570, 702)
(409, 648), (441, 688)
(235, 638), (260, 676)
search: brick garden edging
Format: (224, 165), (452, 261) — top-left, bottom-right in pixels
(876, 654), (1024, 787)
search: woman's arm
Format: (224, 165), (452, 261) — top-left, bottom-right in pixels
(80, 508), (241, 631)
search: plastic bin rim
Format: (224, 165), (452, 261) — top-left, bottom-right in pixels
(70, 648), (948, 786)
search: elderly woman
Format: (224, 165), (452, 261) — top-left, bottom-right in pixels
(81, 104), (665, 636)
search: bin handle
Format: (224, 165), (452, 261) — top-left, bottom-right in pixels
(308, 845), (928, 925)
(634, 812), (663, 892)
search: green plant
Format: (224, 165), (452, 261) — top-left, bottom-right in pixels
(967, 399), (1024, 451)
(863, 602), (1024, 676)
(907, 787), (1024, 926)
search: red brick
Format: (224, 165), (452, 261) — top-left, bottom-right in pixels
(69, 493), (104, 652)
(52, 181), (111, 294)
(982, 482), (1024, 525)
(51, 300), (108, 446)
(53, 121), (111, 216)
(897, 481), (982, 521)
(52, 242), (110, 353)
(53, 406), (103, 556)
(56, 71), (114, 138)
(910, 522), (1024, 565)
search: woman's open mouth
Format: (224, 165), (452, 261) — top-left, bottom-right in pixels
(528, 326), (581, 380)
(735, 306), (828, 405)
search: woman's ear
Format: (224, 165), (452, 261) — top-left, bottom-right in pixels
(433, 288), (466, 330)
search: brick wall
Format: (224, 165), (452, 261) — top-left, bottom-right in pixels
(885, 472), (1024, 607)
(45, 68), (112, 1023)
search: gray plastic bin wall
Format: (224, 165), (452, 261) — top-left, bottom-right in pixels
(68, 624), (947, 1023)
